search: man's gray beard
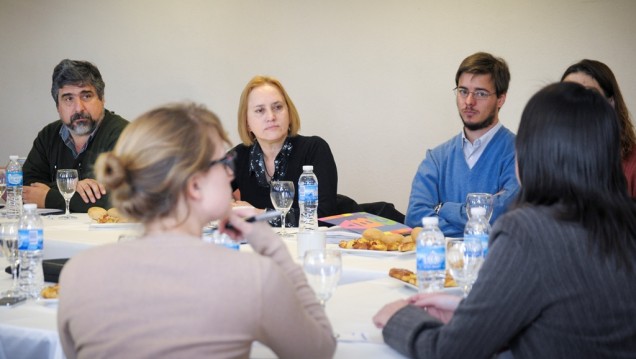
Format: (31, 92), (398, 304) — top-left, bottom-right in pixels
(68, 119), (97, 136)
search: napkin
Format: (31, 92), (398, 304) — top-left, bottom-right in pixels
(336, 331), (371, 343)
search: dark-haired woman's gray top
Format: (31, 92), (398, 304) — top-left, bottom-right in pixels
(382, 205), (636, 358)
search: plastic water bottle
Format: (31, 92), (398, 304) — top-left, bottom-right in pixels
(298, 165), (318, 231)
(464, 207), (491, 257)
(416, 217), (446, 293)
(203, 230), (239, 251)
(18, 203), (44, 299)
(6, 155), (23, 219)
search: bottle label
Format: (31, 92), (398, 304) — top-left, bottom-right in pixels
(299, 184), (318, 202)
(220, 241), (239, 251)
(417, 245), (446, 271)
(18, 229), (44, 251)
(464, 235), (486, 258)
(7, 171), (23, 187)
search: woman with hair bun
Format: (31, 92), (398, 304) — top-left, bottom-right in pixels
(57, 103), (336, 359)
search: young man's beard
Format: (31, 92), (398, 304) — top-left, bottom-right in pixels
(461, 107), (497, 131)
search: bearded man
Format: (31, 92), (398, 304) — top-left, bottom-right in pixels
(405, 52), (519, 236)
(23, 59), (128, 212)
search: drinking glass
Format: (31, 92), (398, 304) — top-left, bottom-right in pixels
(0, 221), (21, 297)
(446, 238), (483, 297)
(0, 168), (6, 217)
(270, 181), (295, 237)
(56, 169), (79, 219)
(466, 193), (494, 221)
(303, 249), (342, 307)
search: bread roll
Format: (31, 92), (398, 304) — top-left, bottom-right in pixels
(362, 228), (384, 242)
(401, 235), (414, 244)
(107, 207), (121, 218)
(410, 226), (423, 240)
(382, 232), (403, 245)
(88, 207), (107, 220)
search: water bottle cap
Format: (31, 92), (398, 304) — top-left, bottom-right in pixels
(470, 207), (487, 217)
(421, 217), (439, 226)
(9, 155), (18, 160)
(302, 165), (313, 171)
(23, 203), (37, 211)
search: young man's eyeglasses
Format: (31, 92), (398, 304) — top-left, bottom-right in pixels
(454, 87), (496, 100)
(209, 151), (236, 173)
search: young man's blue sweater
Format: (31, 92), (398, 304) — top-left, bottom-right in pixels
(406, 126), (519, 237)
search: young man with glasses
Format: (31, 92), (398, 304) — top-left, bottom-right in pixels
(405, 52), (519, 237)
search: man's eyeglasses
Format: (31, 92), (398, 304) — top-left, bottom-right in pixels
(454, 87), (496, 100)
(209, 150), (236, 173)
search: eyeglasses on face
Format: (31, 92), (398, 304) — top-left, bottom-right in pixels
(209, 150), (236, 173)
(454, 87), (496, 100)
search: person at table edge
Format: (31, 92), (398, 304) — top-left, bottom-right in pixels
(231, 75), (338, 220)
(57, 103), (336, 358)
(374, 82), (636, 358)
(405, 52), (519, 236)
(561, 59), (636, 198)
(22, 59), (128, 212)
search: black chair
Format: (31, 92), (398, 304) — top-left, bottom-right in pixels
(335, 194), (405, 224)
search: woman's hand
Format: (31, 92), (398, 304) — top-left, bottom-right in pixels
(408, 293), (461, 324)
(372, 299), (409, 329)
(219, 207), (279, 254)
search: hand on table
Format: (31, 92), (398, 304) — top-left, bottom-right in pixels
(76, 178), (106, 203)
(408, 292), (461, 324)
(22, 183), (50, 208)
(372, 299), (409, 329)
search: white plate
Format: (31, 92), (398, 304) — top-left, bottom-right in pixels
(37, 298), (59, 306)
(388, 276), (462, 295)
(89, 222), (143, 230)
(336, 248), (415, 257)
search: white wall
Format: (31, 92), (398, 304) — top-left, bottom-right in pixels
(1, 0), (635, 213)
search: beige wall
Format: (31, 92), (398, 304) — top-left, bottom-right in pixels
(1, 0), (635, 213)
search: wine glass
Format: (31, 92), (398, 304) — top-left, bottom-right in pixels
(270, 181), (295, 237)
(0, 168), (6, 217)
(466, 193), (494, 221)
(0, 221), (21, 297)
(446, 238), (483, 297)
(56, 169), (79, 219)
(303, 249), (342, 307)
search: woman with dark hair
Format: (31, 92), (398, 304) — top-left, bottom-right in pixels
(373, 82), (636, 358)
(561, 59), (636, 197)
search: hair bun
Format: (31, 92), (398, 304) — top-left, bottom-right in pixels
(98, 152), (128, 191)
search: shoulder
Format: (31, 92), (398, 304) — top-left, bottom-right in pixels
(37, 120), (64, 135)
(428, 133), (462, 157)
(291, 134), (331, 148)
(491, 206), (561, 243)
(102, 110), (130, 130)
(494, 125), (516, 143)
(232, 142), (251, 154)
(231, 143), (252, 162)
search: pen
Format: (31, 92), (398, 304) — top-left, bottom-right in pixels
(225, 210), (283, 230)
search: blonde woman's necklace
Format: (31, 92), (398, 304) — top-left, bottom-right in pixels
(265, 162), (274, 183)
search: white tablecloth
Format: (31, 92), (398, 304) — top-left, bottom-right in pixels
(0, 216), (419, 358)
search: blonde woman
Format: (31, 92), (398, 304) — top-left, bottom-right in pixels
(57, 103), (336, 359)
(232, 75), (338, 220)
